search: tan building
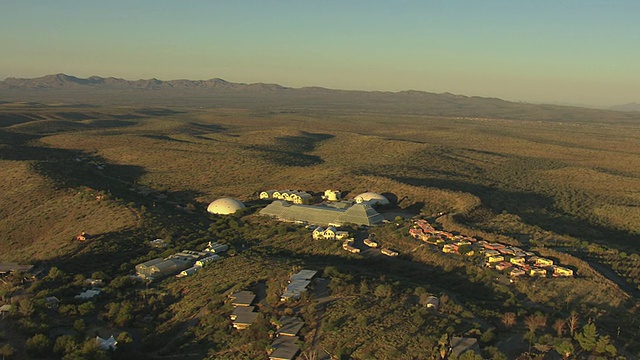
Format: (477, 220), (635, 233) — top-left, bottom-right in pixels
(535, 258), (554, 267)
(529, 268), (547, 277)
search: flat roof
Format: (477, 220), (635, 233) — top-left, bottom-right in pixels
(276, 316), (304, 337)
(231, 306), (256, 316)
(270, 336), (300, 360)
(290, 269), (317, 282)
(450, 337), (480, 358)
(230, 291), (256, 306)
(233, 311), (259, 325)
(0, 263), (34, 273)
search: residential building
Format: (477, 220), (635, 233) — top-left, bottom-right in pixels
(510, 268), (526, 277)
(323, 226), (338, 240)
(381, 248), (399, 257)
(364, 238), (379, 248)
(76, 289), (101, 300)
(529, 268), (547, 277)
(484, 250), (501, 257)
(535, 258), (554, 267)
(269, 336), (300, 360)
(312, 227), (325, 240)
(204, 242), (229, 254)
(553, 266), (574, 277)
(196, 255), (220, 267)
(230, 306), (256, 321)
(233, 312), (259, 329)
(322, 189), (341, 202)
(275, 316), (304, 337)
(442, 244), (459, 254)
(230, 291), (256, 307)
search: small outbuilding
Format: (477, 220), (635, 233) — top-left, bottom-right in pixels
(96, 335), (118, 351)
(450, 337), (480, 359)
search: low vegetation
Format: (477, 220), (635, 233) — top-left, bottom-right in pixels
(0, 101), (639, 359)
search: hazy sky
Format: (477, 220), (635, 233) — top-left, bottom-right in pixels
(1, 1), (638, 106)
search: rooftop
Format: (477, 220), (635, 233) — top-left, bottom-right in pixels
(233, 311), (259, 325)
(269, 336), (300, 360)
(290, 269), (317, 282)
(450, 337), (480, 358)
(0, 262), (34, 274)
(276, 316), (304, 337)
(260, 200), (384, 227)
(230, 291), (256, 306)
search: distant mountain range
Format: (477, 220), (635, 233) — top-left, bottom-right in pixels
(610, 102), (640, 112)
(0, 73), (287, 92)
(1, 74), (639, 123)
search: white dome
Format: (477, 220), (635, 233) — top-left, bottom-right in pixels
(207, 198), (246, 215)
(354, 192), (390, 206)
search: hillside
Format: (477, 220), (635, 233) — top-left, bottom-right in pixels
(1, 93), (640, 359)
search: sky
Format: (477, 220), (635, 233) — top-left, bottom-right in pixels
(1, 0), (639, 106)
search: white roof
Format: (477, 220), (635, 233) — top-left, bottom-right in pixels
(207, 197), (246, 215)
(354, 192), (390, 205)
(96, 335), (117, 350)
(75, 289), (101, 300)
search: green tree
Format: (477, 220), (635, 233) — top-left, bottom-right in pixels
(374, 284), (392, 299)
(554, 339), (574, 359)
(73, 319), (86, 335)
(594, 335), (617, 357)
(62, 340), (109, 360)
(25, 334), (52, 358)
(457, 351), (484, 360)
(480, 328), (495, 344)
(116, 332), (133, 354)
(17, 299), (35, 317)
(484, 346), (507, 360)
(53, 335), (79, 356)
(47, 267), (65, 282)
(0, 343), (16, 360)
(574, 322), (598, 353)
(77, 302), (95, 316)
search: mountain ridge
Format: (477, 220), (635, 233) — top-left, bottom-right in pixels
(2, 74), (639, 124)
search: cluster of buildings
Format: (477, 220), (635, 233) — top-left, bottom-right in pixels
(312, 226), (349, 241)
(260, 190), (314, 205)
(269, 316), (305, 360)
(135, 242), (227, 280)
(479, 242), (573, 277)
(260, 190), (390, 227)
(281, 269), (317, 301)
(408, 219), (574, 278)
(229, 290), (258, 330)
